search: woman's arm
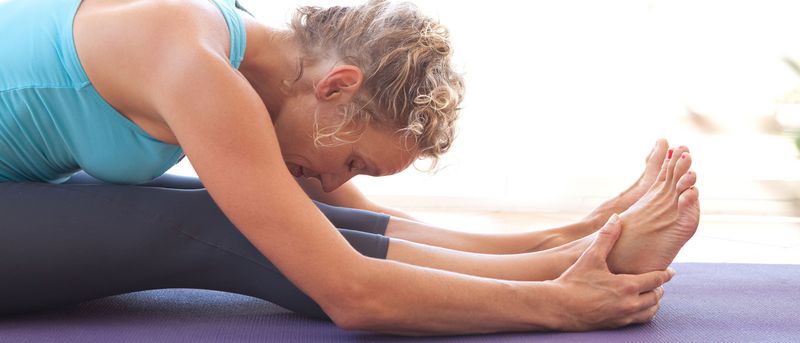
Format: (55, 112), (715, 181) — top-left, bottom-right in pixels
(115, 4), (671, 334)
(295, 177), (420, 221)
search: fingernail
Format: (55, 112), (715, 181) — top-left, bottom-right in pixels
(668, 149), (674, 159)
(668, 267), (677, 276)
(608, 213), (620, 224)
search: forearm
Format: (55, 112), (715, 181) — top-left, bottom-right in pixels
(340, 215), (674, 335)
(343, 256), (559, 335)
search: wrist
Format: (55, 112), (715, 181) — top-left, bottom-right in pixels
(514, 280), (569, 331)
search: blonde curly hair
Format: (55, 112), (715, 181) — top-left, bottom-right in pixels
(289, 0), (464, 167)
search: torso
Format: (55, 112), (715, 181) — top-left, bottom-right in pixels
(72, 0), (234, 145)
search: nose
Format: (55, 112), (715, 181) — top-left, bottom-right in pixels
(320, 172), (354, 193)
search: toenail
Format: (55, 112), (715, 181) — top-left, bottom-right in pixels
(668, 149), (674, 159)
(681, 153), (686, 159)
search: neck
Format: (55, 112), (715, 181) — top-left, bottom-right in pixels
(238, 18), (303, 123)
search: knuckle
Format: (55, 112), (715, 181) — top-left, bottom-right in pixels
(620, 281), (638, 294)
(623, 301), (639, 314)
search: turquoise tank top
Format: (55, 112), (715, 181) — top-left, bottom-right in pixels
(0, 0), (246, 184)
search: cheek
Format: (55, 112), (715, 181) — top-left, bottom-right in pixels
(312, 147), (351, 171)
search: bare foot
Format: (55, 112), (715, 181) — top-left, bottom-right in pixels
(606, 146), (700, 274)
(582, 139), (671, 231)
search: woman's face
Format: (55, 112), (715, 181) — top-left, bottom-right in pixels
(273, 93), (417, 192)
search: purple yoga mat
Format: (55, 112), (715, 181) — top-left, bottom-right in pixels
(1, 263), (798, 342)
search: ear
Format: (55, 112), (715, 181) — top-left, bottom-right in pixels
(315, 65), (364, 103)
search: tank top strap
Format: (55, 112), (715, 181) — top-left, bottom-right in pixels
(209, 0), (246, 69)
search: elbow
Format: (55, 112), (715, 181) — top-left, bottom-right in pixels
(330, 307), (370, 331)
(325, 282), (385, 331)
(320, 267), (391, 331)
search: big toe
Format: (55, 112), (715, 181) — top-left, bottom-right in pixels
(647, 139), (669, 166)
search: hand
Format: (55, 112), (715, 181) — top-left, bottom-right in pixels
(549, 214), (675, 331)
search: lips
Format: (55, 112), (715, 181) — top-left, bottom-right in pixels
(301, 167), (320, 180)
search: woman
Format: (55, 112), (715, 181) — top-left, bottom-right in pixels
(0, 0), (700, 335)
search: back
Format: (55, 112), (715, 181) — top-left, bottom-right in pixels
(0, 0), (86, 182)
(0, 0), (245, 184)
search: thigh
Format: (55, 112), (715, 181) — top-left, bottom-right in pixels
(0, 180), (389, 318)
(64, 170), (205, 189)
(64, 171), (391, 235)
(314, 201), (391, 235)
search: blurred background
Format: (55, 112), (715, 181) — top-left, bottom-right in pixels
(169, 0), (800, 263)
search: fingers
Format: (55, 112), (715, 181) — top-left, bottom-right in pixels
(629, 268), (676, 293)
(630, 299), (661, 324)
(621, 287), (663, 326)
(580, 214), (623, 265)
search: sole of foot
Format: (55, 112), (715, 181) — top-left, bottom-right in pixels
(606, 146), (701, 274)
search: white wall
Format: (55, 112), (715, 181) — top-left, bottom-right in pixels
(171, 0), (800, 214)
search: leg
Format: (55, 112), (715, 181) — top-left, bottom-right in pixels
(385, 140), (671, 255)
(0, 181), (388, 319)
(386, 235), (590, 282)
(385, 217), (594, 255)
(386, 143), (700, 280)
(65, 171), (206, 189)
(66, 171), (391, 235)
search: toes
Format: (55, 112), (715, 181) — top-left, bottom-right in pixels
(647, 139), (669, 168)
(666, 146), (690, 182)
(672, 151), (692, 182)
(676, 170), (697, 193)
(678, 186), (700, 208)
(656, 147), (674, 182)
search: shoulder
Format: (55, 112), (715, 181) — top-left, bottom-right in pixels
(73, 0), (234, 116)
(75, 0), (230, 60)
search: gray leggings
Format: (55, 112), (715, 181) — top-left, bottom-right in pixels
(0, 172), (391, 319)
